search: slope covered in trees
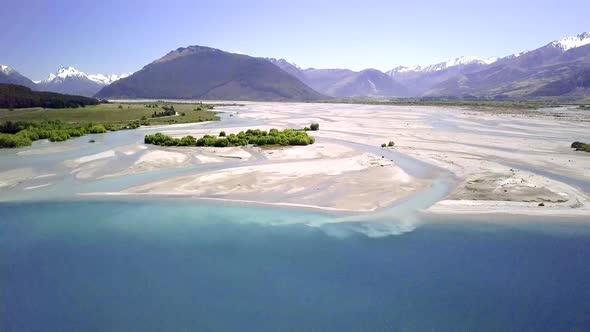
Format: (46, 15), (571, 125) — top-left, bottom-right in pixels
(0, 84), (100, 109)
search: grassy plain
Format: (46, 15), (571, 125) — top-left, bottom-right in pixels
(0, 102), (219, 126)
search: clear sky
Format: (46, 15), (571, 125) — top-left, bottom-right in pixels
(1, 0), (588, 80)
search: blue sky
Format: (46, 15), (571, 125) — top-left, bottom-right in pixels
(1, 0), (588, 80)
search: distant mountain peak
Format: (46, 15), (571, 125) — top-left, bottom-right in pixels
(551, 32), (590, 51)
(44, 66), (87, 82)
(389, 56), (498, 75)
(154, 45), (223, 64)
(87, 73), (131, 85)
(1, 64), (14, 75)
(267, 58), (302, 70)
(43, 66), (130, 85)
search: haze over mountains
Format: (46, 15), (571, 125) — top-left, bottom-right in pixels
(1, 32), (589, 101)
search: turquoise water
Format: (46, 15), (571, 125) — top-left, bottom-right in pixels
(2, 200), (590, 331)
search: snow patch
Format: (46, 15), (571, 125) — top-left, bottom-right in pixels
(87, 73), (131, 84)
(0, 64), (14, 75)
(388, 56), (498, 75)
(42, 66), (131, 85)
(551, 32), (590, 51)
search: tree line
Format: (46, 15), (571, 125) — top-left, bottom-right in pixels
(0, 84), (100, 109)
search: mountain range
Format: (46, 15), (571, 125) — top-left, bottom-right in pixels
(269, 32), (590, 100)
(268, 59), (409, 98)
(2, 32), (589, 101)
(0, 66), (129, 97)
(36, 67), (130, 97)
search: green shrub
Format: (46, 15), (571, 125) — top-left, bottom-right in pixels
(310, 123), (319, 131)
(571, 141), (590, 153)
(87, 124), (107, 134)
(0, 133), (32, 148)
(145, 127), (315, 148)
(388, 141), (395, 147)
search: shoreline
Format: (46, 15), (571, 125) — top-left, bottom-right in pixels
(3, 194), (590, 229)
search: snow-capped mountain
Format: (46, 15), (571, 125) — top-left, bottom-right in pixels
(41, 66), (130, 85)
(0, 64), (37, 89)
(87, 73), (130, 85)
(38, 66), (131, 97)
(1, 64), (14, 75)
(550, 32), (590, 51)
(425, 31), (590, 99)
(388, 56), (498, 75)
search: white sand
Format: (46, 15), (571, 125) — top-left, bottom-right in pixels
(71, 150), (116, 165)
(123, 151), (423, 211)
(0, 168), (37, 189)
(3, 102), (590, 218)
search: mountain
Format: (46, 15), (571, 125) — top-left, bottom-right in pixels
(0, 65), (36, 89)
(96, 46), (325, 101)
(386, 56), (499, 96)
(269, 59), (408, 98)
(425, 32), (590, 99)
(307, 68), (409, 98)
(267, 58), (308, 83)
(388, 56), (499, 75)
(36, 67), (130, 98)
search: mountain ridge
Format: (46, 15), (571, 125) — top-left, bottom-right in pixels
(95, 45), (325, 101)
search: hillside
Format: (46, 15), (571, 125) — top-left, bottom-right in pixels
(0, 65), (37, 89)
(0, 84), (100, 109)
(96, 46), (325, 101)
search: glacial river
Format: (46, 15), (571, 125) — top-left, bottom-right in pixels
(1, 103), (589, 331)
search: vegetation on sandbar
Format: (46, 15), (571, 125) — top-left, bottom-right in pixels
(0, 102), (219, 148)
(571, 141), (590, 153)
(145, 128), (315, 147)
(0, 121), (107, 147)
(381, 141), (395, 148)
(151, 105), (176, 118)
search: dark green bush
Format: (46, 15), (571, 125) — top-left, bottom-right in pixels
(571, 141), (590, 153)
(145, 128), (315, 148)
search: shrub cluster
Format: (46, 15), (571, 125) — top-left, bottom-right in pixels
(145, 128), (315, 147)
(0, 120), (108, 148)
(152, 105), (176, 118)
(571, 141), (590, 153)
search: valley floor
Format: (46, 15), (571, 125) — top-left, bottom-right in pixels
(1, 102), (590, 219)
